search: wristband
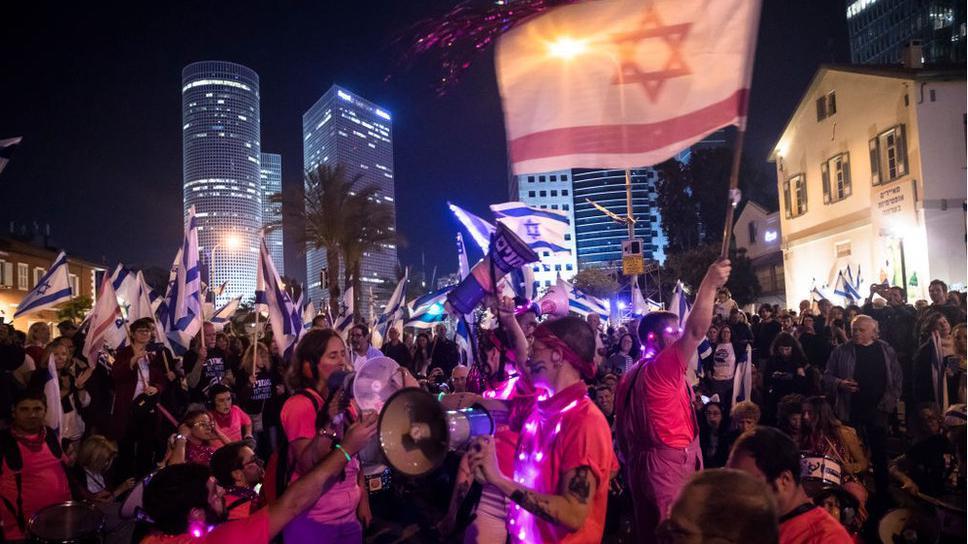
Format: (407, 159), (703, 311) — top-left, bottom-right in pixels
(334, 443), (352, 463)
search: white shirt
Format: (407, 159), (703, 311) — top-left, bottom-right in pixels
(711, 343), (737, 381)
(133, 356), (150, 399)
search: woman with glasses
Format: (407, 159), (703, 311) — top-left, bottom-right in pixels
(166, 410), (230, 467)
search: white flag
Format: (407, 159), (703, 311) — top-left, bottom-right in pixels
(496, 0), (761, 173)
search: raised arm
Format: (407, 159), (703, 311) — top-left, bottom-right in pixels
(676, 260), (731, 365)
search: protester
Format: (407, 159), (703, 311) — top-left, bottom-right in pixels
(209, 384), (253, 443)
(411, 332), (432, 377)
(615, 259), (731, 542)
(889, 403), (961, 501)
(450, 364), (469, 393)
(468, 316), (616, 544)
(167, 409), (229, 467)
(348, 323), (382, 371)
(210, 441), (265, 520)
(698, 401), (728, 468)
(927, 279), (967, 327)
(0, 390), (72, 542)
(727, 426), (852, 544)
(602, 332), (639, 376)
(430, 323), (460, 376)
(184, 321), (230, 401)
(707, 326), (739, 418)
(69, 434), (135, 503)
(380, 327), (412, 369)
(753, 304), (781, 363)
(661, 469), (778, 544)
(764, 332), (819, 419)
(912, 311), (957, 410)
(951, 323), (967, 404)
(714, 288), (739, 321)
(44, 336), (92, 446)
(235, 342), (284, 459)
(23, 322), (50, 368)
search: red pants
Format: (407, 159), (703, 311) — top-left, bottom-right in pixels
(625, 438), (703, 543)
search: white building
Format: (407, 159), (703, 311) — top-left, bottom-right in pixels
(770, 63), (966, 308)
(733, 201), (785, 307)
(513, 170), (578, 292)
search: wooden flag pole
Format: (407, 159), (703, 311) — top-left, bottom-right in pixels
(719, 129), (747, 260)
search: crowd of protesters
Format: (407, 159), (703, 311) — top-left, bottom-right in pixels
(0, 271), (965, 543)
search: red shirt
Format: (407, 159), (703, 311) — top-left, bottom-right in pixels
(509, 382), (617, 544)
(616, 347), (695, 449)
(779, 505), (852, 544)
(211, 406), (252, 443)
(140, 508), (269, 544)
(0, 433), (72, 541)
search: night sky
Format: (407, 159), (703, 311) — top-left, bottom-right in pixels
(0, 1), (849, 285)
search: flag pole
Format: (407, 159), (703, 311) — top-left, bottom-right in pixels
(719, 129), (746, 260)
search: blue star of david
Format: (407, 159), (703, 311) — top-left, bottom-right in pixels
(573, 289), (588, 300)
(36, 281), (52, 295)
(524, 220), (541, 239)
(115, 317), (125, 328)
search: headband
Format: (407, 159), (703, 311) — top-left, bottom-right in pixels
(532, 326), (595, 379)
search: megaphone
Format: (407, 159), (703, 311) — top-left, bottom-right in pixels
(447, 222), (539, 315)
(378, 387), (506, 476)
(536, 282), (569, 317)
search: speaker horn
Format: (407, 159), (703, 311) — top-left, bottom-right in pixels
(447, 222), (539, 315)
(378, 387), (498, 477)
(536, 282), (569, 317)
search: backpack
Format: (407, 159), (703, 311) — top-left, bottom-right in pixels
(0, 426), (63, 535)
(262, 390), (320, 505)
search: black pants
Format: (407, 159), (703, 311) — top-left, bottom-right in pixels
(851, 412), (890, 504)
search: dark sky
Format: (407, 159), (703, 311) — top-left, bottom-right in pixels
(0, 0), (849, 284)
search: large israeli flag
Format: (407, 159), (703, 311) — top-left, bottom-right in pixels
(558, 278), (610, 318)
(334, 287), (355, 335)
(491, 201), (571, 254)
(82, 275), (128, 363)
(448, 202), (495, 252)
(165, 208), (203, 354)
(256, 237), (301, 356)
(210, 296), (242, 332)
(13, 251), (73, 318)
(376, 270), (408, 339)
(833, 271), (858, 302)
(407, 287), (451, 329)
(669, 281), (691, 329)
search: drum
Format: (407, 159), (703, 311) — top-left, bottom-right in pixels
(878, 508), (940, 544)
(799, 452), (842, 495)
(27, 501), (104, 544)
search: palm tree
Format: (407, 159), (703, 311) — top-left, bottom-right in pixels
(340, 186), (398, 316)
(278, 164), (361, 317)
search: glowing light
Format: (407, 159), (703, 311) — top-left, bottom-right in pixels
(618, 301), (627, 310)
(535, 451), (544, 461)
(764, 229), (777, 242)
(337, 90), (352, 101)
(561, 400), (578, 413)
(547, 36), (588, 59)
(375, 108), (391, 120)
(518, 452), (527, 460)
(554, 422), (561, 434)
(223, 234), (241, 249)
(518, 529), (526, 540)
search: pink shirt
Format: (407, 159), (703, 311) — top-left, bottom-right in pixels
(617, 347), (695, 449)
(280, 390), (360, 524)
(212, 406), (252, 443)
(509, 382), (617, 544)
(780, 505), (853, 544)
(0, 434), (72, 541)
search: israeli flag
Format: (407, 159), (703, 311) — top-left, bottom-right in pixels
(448, 202), (495, 252)
(256, 237), (301, 357)
(210, 296), (242, 332)
(456, 233), (470, 278)
(43, 353), (63, 436)
(14, 251), (73, 319)
(491, 201), (571, 254)
(111, 265), (140, 320)
(301, 300), (317, 335)
(82, 275), (128, 363)
(334, 287), (355, 335)
(165, 207), (203, 355)
(455, 317), (476, 365)
(810, 285), (830, 302)
(407, 287), (451, 329)
(845, 265), (862, 298)
(669, 281), (691, 329)
(833, 271), (858, 302)
(558, 278), (610, 318)
(376, 270), (408, 339)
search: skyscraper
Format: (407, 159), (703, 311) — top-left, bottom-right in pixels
(182, 61), (262, 306)
(260, 152), (284, 275)
(513, 170), (578, 291)
(846, 0), (965, 64)
(302, 85), (397, 319)
(572, 169), (660, 269)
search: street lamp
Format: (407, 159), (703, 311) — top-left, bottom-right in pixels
(209, 234), (242, 300)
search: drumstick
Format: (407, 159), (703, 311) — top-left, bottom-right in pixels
(915, 492), (967, 513)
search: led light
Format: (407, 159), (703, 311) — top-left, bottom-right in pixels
(337, 90), (352, 101)
(764, 230), (777, 242)
(548, 36), (588, 59)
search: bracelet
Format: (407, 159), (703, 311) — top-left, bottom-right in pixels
(334, 443), (352, 463)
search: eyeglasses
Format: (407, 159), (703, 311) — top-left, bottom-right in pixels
(193, 421), (215, 429)
(242, 457), (263, 468)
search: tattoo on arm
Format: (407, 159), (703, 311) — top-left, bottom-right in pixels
(567, 466), (592, 504)
(510, 489), (557, 523)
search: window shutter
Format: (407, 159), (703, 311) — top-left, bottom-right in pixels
(0, 262), (10, 287)
(828, 92), (836, 115)
(783, 180), (792, 219)
(821, 161), (831, 204)
(897, 124), (908, 176)
(816, 97), (826, 121)
(798, 177), (808, 214)
(869, 138), (880, 185)
(842, 153), (852, 197)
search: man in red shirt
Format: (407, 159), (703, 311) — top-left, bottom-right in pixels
(210, 442), (264, 520)
(139, 413), (377, 544)
(614, 260), (730, 542)
(0, 390), (72, 542)
(469, 316), (618, 543)
(727, 426), (852, 544)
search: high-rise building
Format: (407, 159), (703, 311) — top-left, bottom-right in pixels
(302, 85), (397, 319)
(182, 61), (262, 306)
(513, 170), (578, 291)
(572, 168), (660, 269)
(260, 152), (284, 275)
(846, 0), (965, 64)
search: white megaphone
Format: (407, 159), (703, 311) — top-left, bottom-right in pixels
(377, 388), (508, 477)
(446, 222), (539, 315)
(536, 282), (569, 317)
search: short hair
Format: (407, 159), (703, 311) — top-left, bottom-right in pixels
(777, 394), (804, 419)
(676, 469), (778, 544)
(637, 311), (678, 345)
(76, 435), (118, 473)
(143, 463), (212, 534)
(14, 387), (47, 408)
(731, 426), (801, 484)
(350, 323), (369, 338)
(210, 442), (248, 488)
(292, 328), (344, 389)
(129, 317), (155, 332)
(311, 315), (330, 328)
(208, 383), (232, 400)
(26, 322), (50, 345)
(930, 279), (948, 293)
(731, 400), (761, 422)
(540, 316), (596, 364)
(57, 320), (77, 331)
(181, 409), (210, 427)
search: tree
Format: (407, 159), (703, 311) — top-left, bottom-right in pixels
(572, 267), (619, 299)
(662, 244), (761, 306)
(340, 186), (398, 314)
(56, 296), (92, 324)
